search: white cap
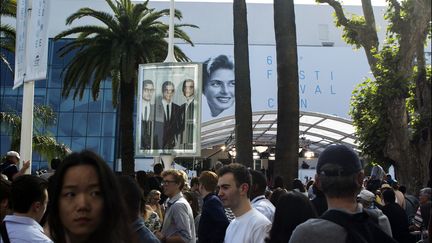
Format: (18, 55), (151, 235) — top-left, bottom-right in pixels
(6, 151), (20, 160)
(357, 189), (375, 202)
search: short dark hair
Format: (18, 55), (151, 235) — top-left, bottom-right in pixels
(382, 189), (396, 204)
(318, 173), (362, 198)
(250, 170), (267, 195)
(202, 55), (234, 92)
(51, 158), (61, 170)
(217, 163), (252, 198)
(292, 179), (306, 193)
(117, 175), (142, 221)
(153, 163), (163, 175)
(190, 177), (200, 187)
(143, 79), (154, 87)
(162, 81), (175, 93)
(11, 175), (48, 213)
(48, 150), (131, 243)
(268, 191), (317, 242)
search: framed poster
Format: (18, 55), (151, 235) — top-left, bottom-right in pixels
(136, 62), (202, 157)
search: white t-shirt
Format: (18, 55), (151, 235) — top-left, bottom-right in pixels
(224, 208), (272, 243)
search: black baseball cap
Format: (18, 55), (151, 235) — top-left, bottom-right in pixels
(317, 145), (362, 176)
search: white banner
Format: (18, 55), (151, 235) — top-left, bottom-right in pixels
(14, 0), (27, 88)
(13, 0), (50, 89)
(177, 44), (372, 121)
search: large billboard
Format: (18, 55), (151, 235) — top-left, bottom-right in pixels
(177, 44), (372, 122)
(136, 63), (202, 157)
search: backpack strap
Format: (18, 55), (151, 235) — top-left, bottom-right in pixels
(0, 221), (11, 243)
(321, 210), (370, 243)
(321, 210), (398, 243)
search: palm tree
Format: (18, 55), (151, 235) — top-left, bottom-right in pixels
(0, 0), (16, 71)
(0, 105), (71, 162)
(273, 0), (299, 188)
(233, 0), (253, 168)
(54, 0), (196, 175)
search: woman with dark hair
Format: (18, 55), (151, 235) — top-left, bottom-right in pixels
(202, 55), (235, 118)
(269, 187), (288, 206)
(273, 176), (284, 189)
(292, 178), (308, 197)
(266, 191), (317, 243)
(47, 150), (132, 243)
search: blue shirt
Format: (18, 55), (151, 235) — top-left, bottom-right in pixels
(132, 217), (160, 243)
(198, 193), (229, 243)
(3, 215), (53, 243)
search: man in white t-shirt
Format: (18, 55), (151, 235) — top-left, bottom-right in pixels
(217, 163), (271, 243)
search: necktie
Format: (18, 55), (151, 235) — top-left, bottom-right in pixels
(144, 106), (148, 121)
(166, 104), (170, 121)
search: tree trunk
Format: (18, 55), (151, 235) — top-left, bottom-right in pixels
(233, 0), (253, 168)
(119, 76), (135, 176)
(274, 0), (299, 189)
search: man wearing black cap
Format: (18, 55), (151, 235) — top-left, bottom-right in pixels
(289, 145), (397, 243)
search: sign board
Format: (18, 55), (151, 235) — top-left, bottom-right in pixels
(136, 62), (202, 157)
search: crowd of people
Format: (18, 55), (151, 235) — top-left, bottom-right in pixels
(0, 145), (431, 243)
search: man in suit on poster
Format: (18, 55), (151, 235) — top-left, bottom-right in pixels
(141, 80), (155, 150)
(154, 81), (182, 150)
(179, 79), (196, 150)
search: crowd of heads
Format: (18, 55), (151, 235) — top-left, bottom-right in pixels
(1, 145), (431, 243)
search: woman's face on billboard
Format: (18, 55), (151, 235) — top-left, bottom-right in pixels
(204, 68), (235, 117)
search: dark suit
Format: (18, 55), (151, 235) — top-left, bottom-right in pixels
(198, 193), (229, 243)
(179, 99), (196, 150)
(140, 103), (154, 150)
(153, 98), (182, 149)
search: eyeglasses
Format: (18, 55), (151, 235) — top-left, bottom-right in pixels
(161, 180), (177, 186)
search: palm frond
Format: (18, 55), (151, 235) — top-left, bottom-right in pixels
(0, 53), (13, 72)
(33, 135), (71, 161)
(64, 8), (119, 32)
(0, 0), (17, 18)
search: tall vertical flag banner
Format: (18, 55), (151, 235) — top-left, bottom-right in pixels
(14, 0), (50, 89)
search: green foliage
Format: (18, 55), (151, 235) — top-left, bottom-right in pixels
(337, 14), (366, 49)
(0, 105), (70, 161)
(55, 0), (197, 106)
(350, 77), (389, 162)
(0, 0), (16, 71)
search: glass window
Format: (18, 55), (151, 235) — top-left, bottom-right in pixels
(48, 88), (61, 111)
(48, 68), (63, 88)
(86, 113), (102, 136)
(74, 89), (90, 112)
(86, 137), (101, 153)
(101, 137), (115, 162)
(72, 113), (88, 137)
(0, 136), (11, 153)
(102, 113), (116, 136)
(103, 89), (114, 112)
(57, 136), (72, 148)
(35, 80), (47, 88)
(88, 99), (102, 113)
(60, 96), (75, 112)
(2, 96), (20, 111)
(50, 40), (66, 67)
(58, 113), (73, 136)
(71, 137), (85, 151)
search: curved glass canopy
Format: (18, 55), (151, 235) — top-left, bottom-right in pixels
(201, 110), (359, 154)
